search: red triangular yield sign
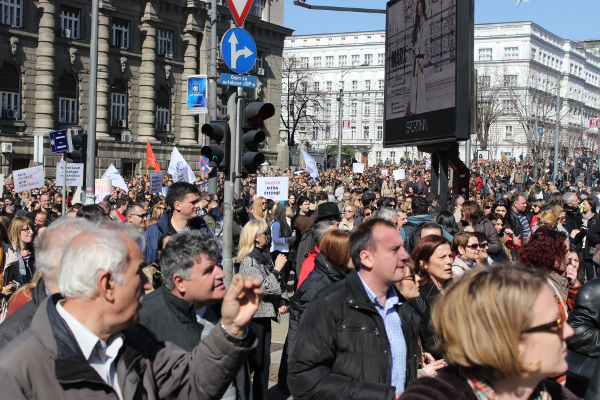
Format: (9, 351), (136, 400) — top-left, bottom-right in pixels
(226, 0), (254, 27)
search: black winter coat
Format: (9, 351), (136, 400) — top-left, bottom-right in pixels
(567, 278), (600, 357)
(288, 270), (418, 400)
(288, 253), (347, 349)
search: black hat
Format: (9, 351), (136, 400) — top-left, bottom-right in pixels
(315, 202), (342, 221)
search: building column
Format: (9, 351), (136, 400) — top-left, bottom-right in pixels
(96, 10), (110, 137)
(32, 0), (55, 136)
(179, 13), (202, 144)
(139, 2), (158, 141)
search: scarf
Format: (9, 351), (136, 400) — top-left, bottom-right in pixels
(464, 370), (550, 400)
(457, 255), (478, 269)
(247, 246), (274, 270)
(546, 270), (569, 301)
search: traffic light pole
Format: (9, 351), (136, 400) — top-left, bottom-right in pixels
(222, 85), (237, 288)
(62, 152), (67, 215)
(235, 86), (243, 197)
(85, 0), (99, 204)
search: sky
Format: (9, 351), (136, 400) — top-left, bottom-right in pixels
(283, 0), (600, 42)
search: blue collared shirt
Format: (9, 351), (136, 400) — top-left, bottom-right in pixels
(357, 272), (407, 394)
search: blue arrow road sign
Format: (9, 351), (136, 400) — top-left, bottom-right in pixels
(220, 73), (257, 88)
(220, 28), (256, 74)
(537, 127), (542, 136)
(49, 129), (72, 154)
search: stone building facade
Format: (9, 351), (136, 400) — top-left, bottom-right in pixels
(0, 0), (291, 178)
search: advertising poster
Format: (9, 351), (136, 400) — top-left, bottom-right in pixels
(186, 75), (208, 115)
(257, 177), (289, 201)
(590, 119), (599, 133)
(385, 0), (457, 145)
(342, 120), (351, 133)
(14, 166), (44, 193)
(56, 162), (84, 186)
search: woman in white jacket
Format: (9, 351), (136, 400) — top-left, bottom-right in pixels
(271, 202), (296, 286)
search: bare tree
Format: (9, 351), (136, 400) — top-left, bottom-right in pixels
(475, 63), (505, 151)
(278, 55), (326, 146)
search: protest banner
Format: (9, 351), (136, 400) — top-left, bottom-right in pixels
(257, 177), (289, 201)
(14, 166), (44, 193)
(393, 169), (406, 181)
(197, 181), (209, 192)
(95, 179), (113, 203)
(149, 172), (163, 194)
(352, 163), (365, 174)
(56, 162), (84, 186)
(175, 167), (190, 183)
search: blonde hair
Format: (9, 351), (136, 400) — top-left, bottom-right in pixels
(432, 266), (547, 380)
(537, 210), (557, 229)
(152, 201), (167, 219)
(236, 219), (268, 262)
(285, 206), (293, 219)
(273, 202), (291, 237)
(8, 216), (34, 251)
(252, 196), (268, 220)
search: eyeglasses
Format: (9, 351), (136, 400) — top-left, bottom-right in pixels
(484, 205), (491, 209)
(402, 273), (416, 282)
(466, 243), (481, 250)
(21, 226), (33, 232)
(521, 316), (563, 337)
(480, 242), (489, 248)
(131, 213), (147, 219)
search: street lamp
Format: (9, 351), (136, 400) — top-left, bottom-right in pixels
(337, 62), (368, 169)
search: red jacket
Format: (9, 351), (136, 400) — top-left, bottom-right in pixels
(297, 246), (319, 288)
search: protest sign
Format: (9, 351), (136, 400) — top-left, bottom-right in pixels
(149, 172), (163, 194)
(175, 167), (190, 183)
(393, 169), (406, 181)
(197, 181), (209, 192)
(352, 163), (365, 174)
(14, 166), (44, 193)
(257, 177), (289, 201)
(56, 162), (84, 186)
(161, 187), (168, 197)
(95, 179), (112, 203)
(381, 170), (388, 177)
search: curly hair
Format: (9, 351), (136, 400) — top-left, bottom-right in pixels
(517, 226), (568, 273)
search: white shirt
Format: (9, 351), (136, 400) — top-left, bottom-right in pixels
(270, 220), (290, 253)
(56, 301), (124, 400)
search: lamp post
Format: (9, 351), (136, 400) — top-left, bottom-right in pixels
(553, 73), (564, 182)
(336, 63), (368, 169)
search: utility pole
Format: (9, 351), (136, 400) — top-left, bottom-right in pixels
(336, 87), (343, 169)
(208, 0), (219, 195)
(85, 0), (99, 204)
(553, 76), (562, 182)
(235, 86), (243, 197)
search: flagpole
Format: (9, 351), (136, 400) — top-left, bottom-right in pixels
(528, 0), (530, 21)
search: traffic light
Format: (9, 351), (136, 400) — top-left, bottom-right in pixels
(242, 102), (274, 174)
(67, 133), (87, 164)
(201, 120), (229, 172)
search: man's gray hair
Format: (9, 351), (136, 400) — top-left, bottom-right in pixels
(160, 231), (220, 291)
(373, 207), (397, 223)
(57, 221), (144, 299)
(34, 217), (96, 291)
(5, 206), (14, 213)
(313, 220), (337, 243)
(563, 192), (577, 204)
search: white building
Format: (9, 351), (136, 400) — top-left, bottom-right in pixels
(282, 22), (600, 164)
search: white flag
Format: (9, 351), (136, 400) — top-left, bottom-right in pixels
(168, 146), (196, 183)
(516, 0), (529, 6)
(101, 164), (129, 193)
(301, 149), (319, 179)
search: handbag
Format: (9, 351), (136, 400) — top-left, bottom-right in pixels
(565, 349), (597, 382)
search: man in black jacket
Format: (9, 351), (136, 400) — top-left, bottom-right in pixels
(139, 231), (251, 400)
(288, 219), (412, 400)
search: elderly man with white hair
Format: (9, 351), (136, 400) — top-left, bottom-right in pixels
(0, 221), (262, 400)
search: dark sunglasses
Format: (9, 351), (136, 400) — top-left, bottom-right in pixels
(484, 205), (491, 209)
(466, 243), (482, 250)
(521, 316), (563, 337)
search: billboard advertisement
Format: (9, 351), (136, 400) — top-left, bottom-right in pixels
(384, 0), (473, 147)
(186, 75), (208, 115)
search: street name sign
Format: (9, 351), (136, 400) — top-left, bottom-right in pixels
(226, 0), (254, 27)
(221, 28), (256, 74)
(220, 73), (257, 88)
(49, 129), (72, 154)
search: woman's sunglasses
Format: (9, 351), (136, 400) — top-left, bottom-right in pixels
(521, 316), (563, 337)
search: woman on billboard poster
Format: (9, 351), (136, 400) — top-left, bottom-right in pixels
(408, 0), (431, 115)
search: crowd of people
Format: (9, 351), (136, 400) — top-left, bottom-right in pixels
(0, 155), (597, 399)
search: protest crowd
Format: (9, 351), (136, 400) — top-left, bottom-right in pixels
(0, 153), (600, 400)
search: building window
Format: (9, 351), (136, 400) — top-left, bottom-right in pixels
(364, 126), (370, 139)
(505, 126), (513, 140)
(301, 57), (309, 67)
(377, 102), (384, 116)
(325, 56), (334, 67)
(312, 126), (318, 140)
(60, 7), (80, 39)
(364, 101), (370, 117)
(364, 54), (372, 65)
(325, 101), (331, 116)
(365, 80), (371, 91)
(339, 55), (347, 67)
(156, 86), (170, 132)
(219, 105), (227, 118)
(314, 82), (320, 92)
(249, 0), (265, 18)
(0, 63), (20, 119)
(378, 53), (385, 65)
(504, 47), (519, 60)
(254, 51), (264, 71)
(0, 0), (22, 27)
(478, 75), (491, 88)
(389, 150), (395, 161)
(111, 80), (127, 127)
(352, 81), (358, 91)
(375, 151), (381, 162)
(326, 81), (332, 92)
(379, 80), (384, 90)
(112, 18), (129, 48)
(351, 101), (357, 117)
(313, 56), (321, 67)
(351, 54), (360, 65)
(57, 72), (78, 124)
(504, 75), (517, 87)
(157, 29), (173, 56)
(478, 48), (492, 61)
(351, 125), (356, 138)
(503, 100), (516, 114)
(377, 126), (383, 139)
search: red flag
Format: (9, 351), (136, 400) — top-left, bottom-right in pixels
(146, 139), (161, 172)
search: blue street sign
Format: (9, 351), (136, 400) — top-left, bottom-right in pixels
(220, 73), (257, 88)
(49, 129), (71, 154)
(220, 28), (256, 74)
(537, 127), (542, 136)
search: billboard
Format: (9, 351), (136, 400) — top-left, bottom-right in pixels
(384, 0), (473, 147)
(186, 75), (208, 115)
